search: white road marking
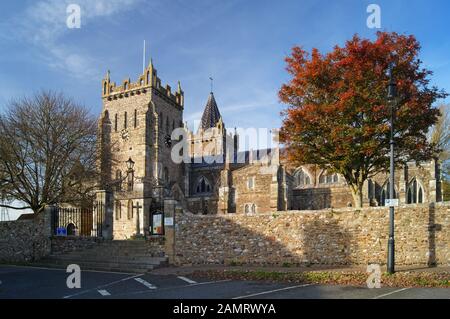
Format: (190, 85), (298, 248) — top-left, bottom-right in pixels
(177, 276), (197, 284)
(134, 277), (157, 289)
(233, 284), (314, 299)
(1, 264), (137, 275)
(97, 289), (111, 296)
(109, 279), (232, 298)
(63, 274), (143, 299)
(372, 288), (410, 299)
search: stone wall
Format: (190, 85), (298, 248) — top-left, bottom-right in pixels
(174, 202), (450, 266)
(50, 236), (166, 257)
(0, 211), (51, 263)
(50, 237), (105, 255)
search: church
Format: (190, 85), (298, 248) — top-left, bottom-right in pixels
(97, 61), (443, 239)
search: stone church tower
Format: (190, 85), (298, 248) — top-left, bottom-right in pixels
(97, 60), (184, 239)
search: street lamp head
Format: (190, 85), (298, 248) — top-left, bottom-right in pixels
(126, 157), (135, 171)
(387, 64), (397, 101)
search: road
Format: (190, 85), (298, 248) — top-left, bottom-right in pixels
(0, 265), (448, 299)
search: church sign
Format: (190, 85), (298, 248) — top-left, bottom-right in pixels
(151, 211), (164, 235)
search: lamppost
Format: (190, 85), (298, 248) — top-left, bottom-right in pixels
(387, 64), (397, 274)
(125, 157), (135, 175)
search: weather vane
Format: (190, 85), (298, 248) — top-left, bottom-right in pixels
(209, 77), (213, 93)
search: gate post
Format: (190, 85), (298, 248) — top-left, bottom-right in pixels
(43, 205), (55, 237)
(94, 190), (113, 239)
(163, 199), (177, 264)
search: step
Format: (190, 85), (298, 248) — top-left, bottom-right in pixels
(45, 255), (167, 265)
(56, 251), (164, 259)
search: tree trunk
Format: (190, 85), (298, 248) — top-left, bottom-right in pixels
(350, 184), (364, 208)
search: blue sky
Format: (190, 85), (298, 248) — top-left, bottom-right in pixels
(1, 0), (450, 135)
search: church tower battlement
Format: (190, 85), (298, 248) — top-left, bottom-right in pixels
(101, 60), (184, 109)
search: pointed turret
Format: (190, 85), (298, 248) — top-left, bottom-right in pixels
(200, 92), (222, 131)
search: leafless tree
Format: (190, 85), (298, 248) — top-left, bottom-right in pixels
(0, 91), (98, 214)
(430, 104), (450, 161)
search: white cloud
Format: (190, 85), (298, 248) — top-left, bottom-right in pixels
(5, 0), (142, 79)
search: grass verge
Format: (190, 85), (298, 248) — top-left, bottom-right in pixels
(191, 269), (450, 288)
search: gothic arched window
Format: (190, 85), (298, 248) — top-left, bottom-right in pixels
(407, 178), (424, 204)
(196, 176), (212, 194)
(379, 180), (397, 206)
(294, 168), (312, 187)
(319, 171), (338, 185)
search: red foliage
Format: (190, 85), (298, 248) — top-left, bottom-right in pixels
(279, 32), (447, 204)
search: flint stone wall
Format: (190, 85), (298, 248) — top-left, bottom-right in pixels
(50, 237), (105, 255)
(0, 212), (51, 263)
(174, 203), (450, 266)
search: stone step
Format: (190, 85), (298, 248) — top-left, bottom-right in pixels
(59, 250), (158, 258)
(45, 255), (167, 265)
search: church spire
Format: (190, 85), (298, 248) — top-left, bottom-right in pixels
(200, 92), (222, 130)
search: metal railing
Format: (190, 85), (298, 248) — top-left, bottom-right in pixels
(50, 201), (104, 237)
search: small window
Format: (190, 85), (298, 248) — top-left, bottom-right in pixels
(115, 201), (121, 220)
(247, 177), (255, 190)
(103, 82), (107, 95)
(163, 167), (169, 185)
(124, 111), (128, 129)
(127, 200), (133, 220)
(114, 114), (118, 132)
(134, 109), (138, 128)
(115, 170), (122, 191)
(127, 171), (134, 191)
(166, 116), (170, 134)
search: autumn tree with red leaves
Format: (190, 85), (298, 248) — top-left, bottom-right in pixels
(279, 32), (447, 208)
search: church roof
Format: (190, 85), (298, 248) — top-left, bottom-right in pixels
(200, 92), (222, 130)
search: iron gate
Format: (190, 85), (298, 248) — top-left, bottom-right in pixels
(50, 201), (104, 237)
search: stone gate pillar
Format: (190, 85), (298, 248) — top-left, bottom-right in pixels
(94, 190), (113, 239)
(163, 199), (177, 264)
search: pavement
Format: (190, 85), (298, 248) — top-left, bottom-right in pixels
(0, 264), (448, 299)
(149, 264), (450, 276)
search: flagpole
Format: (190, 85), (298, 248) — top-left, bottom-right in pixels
(143, 40), (146, 73)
